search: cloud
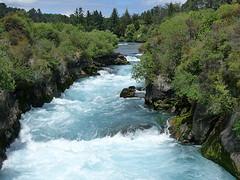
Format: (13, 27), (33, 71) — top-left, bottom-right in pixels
(0, 0), (188, 16)
(142, 0), (186, 5)
(0, 0), (37, 4)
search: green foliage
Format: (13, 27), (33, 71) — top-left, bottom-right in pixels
(125, 24), (136, 41)
(33, 23), (60, 46)
(171, 112), (192, 131)
(173, 70), (201, 101)
(183, 0), (236, 10)
(109, 8), (120, 36)
(216, 3), (240, 19)
(234, 119), (240, 137)
(134, 4), (240, 115)
(0, 12), (118, 91)
(3, 12), (32, 44)
(0, 47), (15, 91)
(84, 30), (118, 58)
(133, 52), (157, 81)
(207, 80), (236, 114)
(0, 1), (236, 41)
(134, 13), (190, 80)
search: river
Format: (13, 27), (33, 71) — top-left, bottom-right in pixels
(0, 43), (235, 180)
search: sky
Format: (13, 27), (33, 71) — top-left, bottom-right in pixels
(0, 0), (187, 16)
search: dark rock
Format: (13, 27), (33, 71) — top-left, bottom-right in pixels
(201, 116), (240, 179)
(221, 112), (240, 153)
(129, 86), (136, 90)
(145, 75), (174, 106)
(120, 87), (136, 98)
(94, 53), (129, 66)
(191, 104), (219, 144)
(169, 112), (194, 144)
(0, 91), (21, 168)
(0, 149), (7, 169)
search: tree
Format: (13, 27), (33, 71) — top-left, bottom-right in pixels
(28, 8), (43, 22)
(119, 9), (132, 37)
(125, 24), (136, 41)
(0, 3), (7, 18)
(132, 14), (140, 30)
(70, 7), (85, 25)
(109, 8), (120, 36)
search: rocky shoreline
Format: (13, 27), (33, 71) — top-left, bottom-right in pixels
(0, 53), (128, 169)
(145, 75), (240, 179)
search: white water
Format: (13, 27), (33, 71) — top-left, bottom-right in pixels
(126, 56), (140, 62)
(0, 43), (235, 180)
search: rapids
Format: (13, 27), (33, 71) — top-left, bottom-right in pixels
(0, 43), (235, 180)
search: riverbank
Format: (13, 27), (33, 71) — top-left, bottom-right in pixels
(0, 43), (234, 179)
(0, 53), (128, 169)
(145, 75), (240, 178)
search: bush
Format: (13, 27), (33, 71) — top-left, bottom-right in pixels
(3, 12), (32, 44)
(33, 23), (60, 46)
(0, 53), (15, 91)
(216, 4), (240, 19)
(134, 4), (240, 115)
(0, 13), (118, 90)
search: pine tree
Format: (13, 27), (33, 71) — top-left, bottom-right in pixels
(109, 8), (120, 36)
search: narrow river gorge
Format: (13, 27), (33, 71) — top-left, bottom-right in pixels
(0, 43), (235, 180)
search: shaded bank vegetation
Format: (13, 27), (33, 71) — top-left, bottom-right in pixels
(133, 2), (240, 177)
(134, 3), (240, 129)
(0, 12), (118, 91)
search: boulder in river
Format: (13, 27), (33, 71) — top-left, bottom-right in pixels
(120, 86), (146, 98)
(94, 53), (129, 66)
(120, 86), (136, 98)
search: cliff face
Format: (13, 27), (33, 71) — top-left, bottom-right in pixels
(145, 75), (240, 178)
(0, 91), (21, 169)
(0, 53), (128, 169)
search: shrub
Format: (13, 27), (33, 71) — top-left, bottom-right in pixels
(134, 4), (240, 115)
(3, 12), (32, 44)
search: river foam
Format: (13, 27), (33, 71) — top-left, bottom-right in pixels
(1, 128), (234, 180)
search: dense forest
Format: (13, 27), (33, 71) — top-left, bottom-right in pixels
(1, 0), (239, 110)
(133, 2), (240, 134)
(1, 0), (239, 108)
(1, 0), (238, 42)
(0, 2), (184, 92)
(0, 11), (118, 91)
(0, 2), (181, 42)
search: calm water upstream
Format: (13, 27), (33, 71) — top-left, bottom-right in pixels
(0, 43), (235, 180)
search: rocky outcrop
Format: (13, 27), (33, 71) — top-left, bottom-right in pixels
(0, 91), (21, 169)
(201, 112), (240, 178)
(145, 75), (173, 105)
(120, 86), (136, 98)
(120, 86), (146, 98)
(145, 75), (240, 178)
(94, 53), (129, 66)
(0, 53), (128, 169)
(145, 75), (190, 113)
(168, 112), (194, 144)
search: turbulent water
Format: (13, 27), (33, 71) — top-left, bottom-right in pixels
(0, 43), (235, 180)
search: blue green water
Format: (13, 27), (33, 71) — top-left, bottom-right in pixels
(0, 43), (235, 180)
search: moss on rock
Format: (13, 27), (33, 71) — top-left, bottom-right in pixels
(169, 112), (194, 143)
(201, 120), (240, 178)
